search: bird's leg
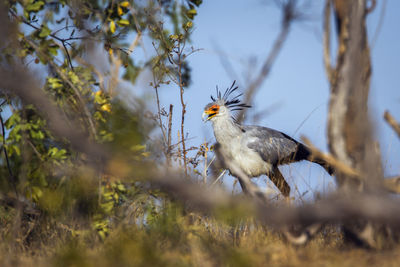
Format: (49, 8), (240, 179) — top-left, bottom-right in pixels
(269, 167), (291, 199)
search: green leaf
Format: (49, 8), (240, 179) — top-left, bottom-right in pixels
(116, 183), (126, 192)
(39, 25), (51, 38)
(186, 8), (197, 19)
(48, 45), (58, 56)
(117, 19), (130, 27)
(48, 147), (67, 160)
(68, 71), (80, 84)
(5, 113), (21, 129)
(30, 130), (45, 140)
(26, 1), (45, 12)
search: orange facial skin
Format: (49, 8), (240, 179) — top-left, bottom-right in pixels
(204, 104), (220, 120)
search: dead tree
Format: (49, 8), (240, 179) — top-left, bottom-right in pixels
(324, 0), (392, 247)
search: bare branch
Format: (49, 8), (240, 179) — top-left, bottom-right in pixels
(237, 1), (294, 123)
(383, 176), (400, 194)
(166, 104), (173, 165)
(301, 136), (360, 178)
(323, 0), (334, 83)
(384, 110), (400, 139)
(177, 45), (188, 176)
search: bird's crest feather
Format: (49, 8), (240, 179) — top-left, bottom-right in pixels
(210, 81), (251, 111)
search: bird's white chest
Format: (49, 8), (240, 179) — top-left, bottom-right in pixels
(211, 117), (272, 177)
(219, 136), (272, 178)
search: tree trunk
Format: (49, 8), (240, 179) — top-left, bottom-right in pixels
(328, 0), (383, 192)
(327, 0), (389, 248)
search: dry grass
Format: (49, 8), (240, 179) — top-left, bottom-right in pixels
(1, 203), (400, 267)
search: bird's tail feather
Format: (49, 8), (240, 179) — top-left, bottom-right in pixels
(296, 144), (335, 175)
(310, 157), (335, 175)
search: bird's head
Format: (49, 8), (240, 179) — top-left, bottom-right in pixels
(202, 81), (250, 122)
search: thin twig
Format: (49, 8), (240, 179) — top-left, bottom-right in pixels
(177, 42), (188, 176)
(212, 41), (241, 84)
(203, 142), (208, 184)
(27, 139), (43, 161)
(167, 104), (173, 165)
(62, 41), (74, 70)
(8, 9), (89, 70)
(237, 1), (294, 123)
(154, 86), (167, 145)
(211, 170), (226, 186)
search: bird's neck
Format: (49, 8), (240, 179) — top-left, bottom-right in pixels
(211, 117), (242, 144)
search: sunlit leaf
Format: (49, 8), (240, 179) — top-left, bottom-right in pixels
(117, 19), (129, 26)
(120, 1), (130, 8)
(101, 104), (111, 112)
(109, 20), (116, 33)
(117, 6), (123, 16)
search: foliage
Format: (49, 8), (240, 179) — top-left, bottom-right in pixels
(0, 0), (203, 255)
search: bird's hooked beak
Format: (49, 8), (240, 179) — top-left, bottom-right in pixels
(202, 111), (211, 122)
(202, 111), (208, 122)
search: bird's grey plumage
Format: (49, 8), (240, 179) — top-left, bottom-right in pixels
(203, 81), (334, 197)
(244, 126), (302, 165)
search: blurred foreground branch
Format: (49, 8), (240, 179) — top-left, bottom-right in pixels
(4, 57), (400, 235)
(152, 172), (400, 229)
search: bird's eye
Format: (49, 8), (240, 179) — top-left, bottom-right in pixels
(212, 108), (218, 112)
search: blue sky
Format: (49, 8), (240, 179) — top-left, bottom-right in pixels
(142, 0), (400, 199)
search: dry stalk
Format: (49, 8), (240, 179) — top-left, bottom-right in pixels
(176, 43), (188, 176)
